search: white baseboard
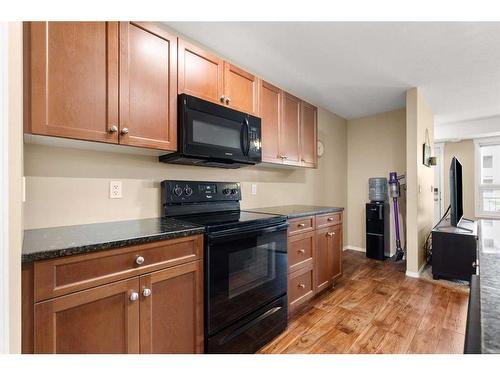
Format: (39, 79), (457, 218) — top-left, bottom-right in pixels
(405, 262), (426, 278)
(344, 245), (365, 253)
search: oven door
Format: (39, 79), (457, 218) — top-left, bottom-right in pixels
(181, 95), (250, 162)
(206, 223), (288, 335)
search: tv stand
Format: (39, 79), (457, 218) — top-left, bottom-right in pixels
(432, 218), (478, 281)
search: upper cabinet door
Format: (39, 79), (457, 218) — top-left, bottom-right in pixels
(223, 62), (259, 115)
(259, 80), (282, 164)
(27, 22), (119, 143)
(178, 39), (224, 104)
(300, 101), (318, 168)
(139, 261), (204, 354)
(34, 277), (140, 354)
(119, 22), (177, 151)
(280, 92), (301, 166)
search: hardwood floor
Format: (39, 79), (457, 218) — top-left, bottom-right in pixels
(259, 250), (469, 354)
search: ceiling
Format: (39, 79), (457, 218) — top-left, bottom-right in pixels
(166, 22), (500, 125)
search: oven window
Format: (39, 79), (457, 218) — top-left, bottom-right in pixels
(192, 119), (241, 149)
(228, 243), (276, 299)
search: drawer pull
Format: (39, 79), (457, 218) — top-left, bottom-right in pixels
(327, 232), (335, 237)
(298, 223), (306, 228)
(142, 288), (152, 297)
(298, 249), (305, 254)
(327, 217), (335, 222)
(298, 283), (306, 289)
(129, 291), (139, 302)
(135, 256), (145, 265)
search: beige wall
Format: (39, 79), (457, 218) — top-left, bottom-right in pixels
(406, 88), (434, 275)
(346, 109), (406, 254)
(24, 108), (348, 242)
(443, 140), (475, 220)
(7, 22), (23, 354)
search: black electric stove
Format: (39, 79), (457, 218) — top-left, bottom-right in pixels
(161, 180), (288, 354)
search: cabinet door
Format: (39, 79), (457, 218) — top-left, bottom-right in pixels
(315, 227), (332, 294)
(34, 278), (140, 354)
(27, 22), (119, 143)
(280, 92), (301, 166)
(178, 39), (223, 104)
(331, 225), (343, 281)
(139, 261), (203, 354)
(300, 101), (317, 168)
(259, 80), (282, 164)
(223, 62), (259, 115)
(119, 22), (177, 151)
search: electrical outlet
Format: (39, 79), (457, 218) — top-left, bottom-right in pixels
(251, 184), (257, 195)
(109, 181), (122, 199)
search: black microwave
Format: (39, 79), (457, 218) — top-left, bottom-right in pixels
(160, 94), (262, 168)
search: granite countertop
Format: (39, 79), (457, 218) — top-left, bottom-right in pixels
(478, 219), (500, 353)
(246, 205), (344, 219)
(22, 217), (205, 263)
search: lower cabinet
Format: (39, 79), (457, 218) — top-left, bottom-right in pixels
(315, 225), (342, 294)
(24, 235), (204, 354)
(287, 213), (343, 314)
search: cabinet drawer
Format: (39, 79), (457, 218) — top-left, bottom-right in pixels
(34, 235), (203, 302)
(316, 212), (342, 228)
(288, 216), (315, 236)
(288, 266), (314, 312)
(288, 231), (314, 274)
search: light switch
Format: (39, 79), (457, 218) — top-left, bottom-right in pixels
(251, 184), (257, 195)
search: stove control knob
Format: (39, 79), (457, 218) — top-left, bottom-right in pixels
(173, 185), (183, 197)
(184, 186), (193, 196)
(222, 188), (231, 196)
(231, 189), (238, 195)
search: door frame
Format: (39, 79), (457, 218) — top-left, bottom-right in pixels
(0, 21), (10, 354)
(433, 142), (445, 224)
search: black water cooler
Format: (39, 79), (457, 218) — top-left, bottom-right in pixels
(366, 202), (390, 260)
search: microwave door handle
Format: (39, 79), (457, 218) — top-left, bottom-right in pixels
(243, 118), (250, 155)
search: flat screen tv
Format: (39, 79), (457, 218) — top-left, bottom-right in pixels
(449, 156), (463, 227)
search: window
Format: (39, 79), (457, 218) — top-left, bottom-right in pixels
(475, 137), (500, 218)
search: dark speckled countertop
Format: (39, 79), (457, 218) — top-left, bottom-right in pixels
(478, 219), (500, 353)
(22, 217), (205, 262)
(247, 205), (344, 219)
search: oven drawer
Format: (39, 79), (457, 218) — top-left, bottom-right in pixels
(34, 235), (203, 302)
(288, 216), (315, 236)
(288, 231), (314, 274)
(316, 212), (342, 228)
(288, 266), (314, 312)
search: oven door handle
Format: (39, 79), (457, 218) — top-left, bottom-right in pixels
(208, 222), (289, 242)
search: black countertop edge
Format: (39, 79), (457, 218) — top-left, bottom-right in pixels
(245, 205), (344, 219)
(22, 218), (205, 263)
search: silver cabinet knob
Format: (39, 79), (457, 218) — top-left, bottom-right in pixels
(220, 95), (226, 103)
(135, 256), (145, 265)
(472, 261), (478, 268)
(121, 128), (129, 135)
(327, 232), (335, 237)
(108, 125), (118, 133)
(143, 288), (152, 297)
(327, 217), (335, 222)
(298, 249), (305, 254)
(225, 97), (231, 104)
(129, 292), (139, 301)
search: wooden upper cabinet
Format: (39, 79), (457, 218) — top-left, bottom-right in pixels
(34, 278), (140, 354)
(280, 92), (301, 166)
(26, 22), (119, 143)
(300, 101), (318, 168)
(224, 62), (259, 115)
(178, 39), (223, 104)
(259, 80), (282, 163)
(119, 22), (177, 151)
(139, 261), (203, 354)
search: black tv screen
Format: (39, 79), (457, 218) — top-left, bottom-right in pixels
(450, 157), (463, 226)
